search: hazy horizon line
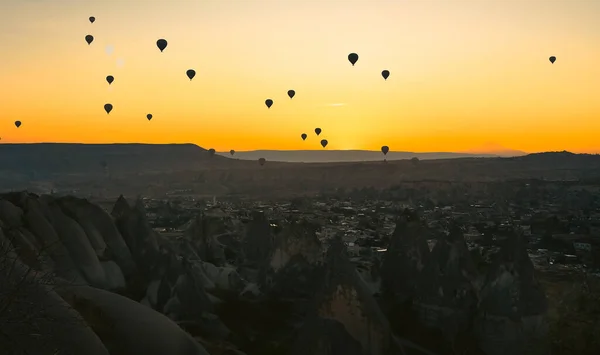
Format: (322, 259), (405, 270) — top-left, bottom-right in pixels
(3, 142), (599, 154)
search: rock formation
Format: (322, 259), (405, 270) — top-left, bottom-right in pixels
(183, 208), (229, 266)
(111, 196), (160, 280)
(0, 228), (110, 355)
(58, 284), (211, 355)
(260, 218), (324, 298)
(0, 192), (552, 355)
(475, 232), (549, 355)
(413, 224), (479, 340)
(312, 236), (392, 355)
(243, 211), (274, 268)
(380, 209), (431, 303)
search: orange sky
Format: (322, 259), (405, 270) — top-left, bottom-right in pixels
(1, 0), (599, 153)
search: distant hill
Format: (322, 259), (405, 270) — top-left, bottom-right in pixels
(462, 143), (527, 157)
(218, 149), (499, 162)
(0, 143), (234, 175)
(1, 144), (600, 197)
(0, 143), (598, 179)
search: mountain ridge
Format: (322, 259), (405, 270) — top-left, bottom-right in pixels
(2, 143), (600, 196)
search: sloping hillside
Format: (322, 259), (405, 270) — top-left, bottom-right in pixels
(2, 145), (600, 197)
(0, 143), (236, 175)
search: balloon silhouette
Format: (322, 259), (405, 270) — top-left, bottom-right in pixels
(549, 56), (556, 64)
(381, 70), (390, 80)
(106, 75), (114, 85)
(89, 17), (95, 23)
(258, 158), (266, 166)
(320, 139), (328, 148)
(186, 69), (196, 80)
(230, 150), (235, 156)
(287, 90), (295, 99)
(15, 121), (21, 128)
(348, 53), (359, 66)
(156, 39), (167, 52)
(146, 114), (152, 121)
(301, 133), (307, 141)
(208, 148), (216, 157)
(265, 99), (273, 108)
(381, 145), (389, 155)
(104, 103), (112, 114)
(315, 128), (321, 135)
(85, 35), (94, 45)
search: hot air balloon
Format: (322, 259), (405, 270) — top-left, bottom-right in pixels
(208, 148), (216, 157)
(288, 90), (295, 99)
(381, 70), (390, 80)
(104, 103), (113, 114)
(315, 128), (321, 135)
(146, 114), (152, 120)
(549, 56), (556, 64)
(320, 139), (328, 148)
(85, 35), (94, 45)
(258, 158), (266, 166)
(89, 17), (95, 23)
(230, 150), (235, 156)
(14, 121), (21, 128)
(381, 145), (389, 155)
(106, 75), (114, 85)
(348, 53), (359, 66)
(156, 39), (167, 52)
(265, 99), (273, 108)
(301, 133), (307, 140)
(186, 69), (196, 80)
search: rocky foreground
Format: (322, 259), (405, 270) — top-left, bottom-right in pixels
(0, 192), (549, 354)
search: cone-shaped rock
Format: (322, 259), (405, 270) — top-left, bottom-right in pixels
(243, 210), (274, 268)
(0, 198), (24, 228)
(58, 196), (136, 278)
(110, 195), (130, 219)
(111, 196), (159, 279)
(183, 209), (228, 266)
(47, 202), (108, 288)
(313, 236), (392, 355)
(57, 197), (108, 257)
(268, 218), (323, 272)
(260, 218), (324, 299)
(475, 232), (549, 355)
(413, 223), (479, 339)
(21, 195), (85, 283)
(380, 209), (431, 302)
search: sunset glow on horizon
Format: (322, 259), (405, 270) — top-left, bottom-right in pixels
(1, 0), (599, 153)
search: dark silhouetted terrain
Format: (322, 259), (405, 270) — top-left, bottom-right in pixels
(2, 190), (599, 354)
(1, 144), (599, 198)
